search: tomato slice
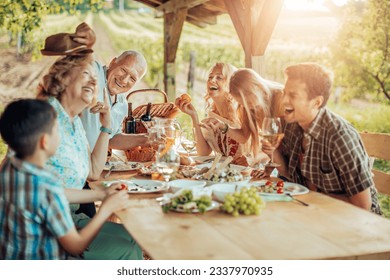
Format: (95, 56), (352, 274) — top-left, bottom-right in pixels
(276, 181), (284, 188)
(277, 187), (284, 194)
(120, 183), (127, 190)
(265, 181), (273, 186)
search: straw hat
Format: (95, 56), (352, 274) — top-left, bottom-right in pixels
(41, 33), (93, 56)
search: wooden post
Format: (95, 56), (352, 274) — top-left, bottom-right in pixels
(163, 8), (188, 101)
(187, 50), (196, 94)
(224, 0), (283, 73)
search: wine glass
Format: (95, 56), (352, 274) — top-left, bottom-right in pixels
(155, 144), (180, 188)
(261, 117), (283, 164)
(181, 131), (197, 157)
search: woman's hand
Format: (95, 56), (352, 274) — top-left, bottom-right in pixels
(72, 22), (96, 48)
(175, 96), (197, 118)
(202, 118), (225, 132)
(99, 89), (111, 129)
(232, 155), (249, 166)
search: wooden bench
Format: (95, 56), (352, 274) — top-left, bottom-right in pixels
(360, 132), (390, 195)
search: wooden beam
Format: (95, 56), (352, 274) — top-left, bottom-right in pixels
(188, 6), (218, 25)
(186, 17), (208, 28)
(252, 0), (283, 55)
(157, 0), (207, 13)
(223, 0), (245, 55)
(164, 8), (188, 99)
(202, 0), (227, 12)
(136, 0), (162, 8)
(187, 13), (217, 25)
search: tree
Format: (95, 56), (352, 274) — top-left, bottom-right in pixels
(331, 0), (390, 101)
(0, 0), (104, 55)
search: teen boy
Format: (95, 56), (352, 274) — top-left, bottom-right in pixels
(0, 99), (130, 259)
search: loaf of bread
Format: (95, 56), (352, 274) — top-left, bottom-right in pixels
(125, 144), (157, 162)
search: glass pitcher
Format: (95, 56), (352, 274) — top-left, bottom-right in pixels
(146, 118), (182, 148)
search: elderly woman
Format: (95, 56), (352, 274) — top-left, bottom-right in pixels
(176, 62), (247, 163)
(37, 55), (142, 260)
(205, 68), (284, 165)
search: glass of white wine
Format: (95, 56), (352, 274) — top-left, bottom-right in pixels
(261, 117), (283, 164)
(181, 130), (197, 157)
(155, 143), (180, 188)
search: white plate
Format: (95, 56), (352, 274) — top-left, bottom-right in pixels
(171, 201), (220, 213)
(251, 180), (309, 196)
(103, 162), (143, 172)
(168, 179), (206, 192)
(104, 179), (168, 194)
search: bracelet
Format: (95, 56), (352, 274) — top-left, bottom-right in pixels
(221, 123), (229, 134)
(100, 126), (112, 135)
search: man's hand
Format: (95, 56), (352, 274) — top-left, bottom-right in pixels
(261, 134), (284, 158)
(72, 22), (96, 48)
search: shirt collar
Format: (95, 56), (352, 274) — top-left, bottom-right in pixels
(10, 156), (56, 180)
(305, 108), (327, 140)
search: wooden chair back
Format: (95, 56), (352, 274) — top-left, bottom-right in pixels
(360, 132), (390, 195)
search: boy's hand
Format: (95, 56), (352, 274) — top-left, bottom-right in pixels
(100, 190), (130, 214)
(72, 22), (96, 48)
(105, 182), (126, 196)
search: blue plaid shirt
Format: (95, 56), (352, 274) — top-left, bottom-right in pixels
(0, 156), (74, 259)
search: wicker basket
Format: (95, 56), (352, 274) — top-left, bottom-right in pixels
(124, 144), (158, 162)
(124, 89), (180, 134)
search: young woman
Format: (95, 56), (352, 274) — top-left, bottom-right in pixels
(176, 62), (247, 163)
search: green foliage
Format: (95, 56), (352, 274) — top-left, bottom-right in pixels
(378, 194), (390, 219)
(330, 0), (390, 101)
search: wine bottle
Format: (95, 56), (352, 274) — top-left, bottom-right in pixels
(124, 103), (136, 134)
(140, 102), (152, 122)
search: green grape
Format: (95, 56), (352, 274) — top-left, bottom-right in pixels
(221, 186), (266, 216)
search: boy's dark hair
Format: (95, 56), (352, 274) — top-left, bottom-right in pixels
(0, 99), (57, 159)
(284, 63), (333, 107)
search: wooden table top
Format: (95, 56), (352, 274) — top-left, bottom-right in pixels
(91, 162), (390, 260)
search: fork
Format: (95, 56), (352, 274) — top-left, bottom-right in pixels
(104, 165), (115, 178)
(286, 193), (309, 206)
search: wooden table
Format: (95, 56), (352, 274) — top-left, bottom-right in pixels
(91, 163), (390, 260)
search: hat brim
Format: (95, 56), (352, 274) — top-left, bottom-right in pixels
(41, 45), (93, 56)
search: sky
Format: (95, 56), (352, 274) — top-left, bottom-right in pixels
(284, 0), (348, 11)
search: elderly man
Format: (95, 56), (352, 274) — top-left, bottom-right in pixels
(74, 23), (148, 153)
(262, 62), (382, 215)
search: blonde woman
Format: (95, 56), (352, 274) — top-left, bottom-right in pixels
(176, 62), (246, 162)
(207, 68), (284, 164)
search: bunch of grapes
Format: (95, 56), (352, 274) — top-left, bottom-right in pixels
(221, 187), (265, 217)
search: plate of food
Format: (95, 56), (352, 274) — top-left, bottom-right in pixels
(103, 179), (168, 193)
(103, 161), (143, 172)
(161, 189), (218, 213)
(171, 201), (220, 213)
(251, 180), (309, 196)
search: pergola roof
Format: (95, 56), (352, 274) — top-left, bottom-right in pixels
(133, 0), (284, 98)
(135, 0), (228, 28)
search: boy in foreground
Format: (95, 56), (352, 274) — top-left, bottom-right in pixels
(0, 99), (130, 259)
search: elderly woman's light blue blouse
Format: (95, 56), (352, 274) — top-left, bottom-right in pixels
(46, 97), (89, 190)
